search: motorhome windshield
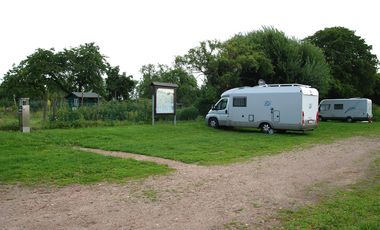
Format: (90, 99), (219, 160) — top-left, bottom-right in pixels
(214, 98), (228, 110)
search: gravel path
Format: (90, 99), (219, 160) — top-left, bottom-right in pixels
(1, 137), (379, 230)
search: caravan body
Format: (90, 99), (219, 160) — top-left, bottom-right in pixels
(205, 84), (319, 132)
(319, 98), (373, 122)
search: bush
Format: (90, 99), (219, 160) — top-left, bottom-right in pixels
(47, 99), (152, 128)
(177, 106), (199, 120)
(373, 104), (380, 121)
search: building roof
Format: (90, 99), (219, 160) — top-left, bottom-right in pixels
(66, 92), (101, 98)
(150, 82), (178, 88)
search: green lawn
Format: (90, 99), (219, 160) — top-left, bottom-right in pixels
(280, 154), (380, 230)
(40, 121), (380, 165)
(1, 120), (379, 186)
(0, 132), (170, 186)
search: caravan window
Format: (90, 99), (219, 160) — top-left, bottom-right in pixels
(215, 98), (228, 110)
(320, 104), (330, 111)
(334, 104), (343, 110)
(233, 97), (247, 107)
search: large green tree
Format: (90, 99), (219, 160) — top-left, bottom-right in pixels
(307, 27), (379, 98)
(137, 64), (198, 106)
(106, 65), (135, 100)
(176, 27), (331, 114)
(0, 43), (110, 100)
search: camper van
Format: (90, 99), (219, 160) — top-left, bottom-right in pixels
(318, 98), (373, 122)
(205, 84), (319, 133)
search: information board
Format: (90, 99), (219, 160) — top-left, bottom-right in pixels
(155, 88), (175, 114)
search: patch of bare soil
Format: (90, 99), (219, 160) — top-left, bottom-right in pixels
(1, 137), (379, 230)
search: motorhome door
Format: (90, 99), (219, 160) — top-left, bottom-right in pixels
(212, 98), (229, 126)
(272, 110), (280, 122)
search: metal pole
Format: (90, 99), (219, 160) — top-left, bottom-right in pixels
(152, 95), (155, 125)
(174, 114), (176, 126)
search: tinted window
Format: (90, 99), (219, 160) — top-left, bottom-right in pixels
(320, 104), (330, 111)
(233, 97), (247, 107)
(334, 104), (343, 110)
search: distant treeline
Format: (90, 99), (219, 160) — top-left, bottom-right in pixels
(1, 26), (379, 115)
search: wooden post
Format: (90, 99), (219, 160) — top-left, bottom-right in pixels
(152, 94), (155, 126)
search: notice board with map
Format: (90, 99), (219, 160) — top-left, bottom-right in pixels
(151, 82), (178, 116)
(156, 88), (175, 114)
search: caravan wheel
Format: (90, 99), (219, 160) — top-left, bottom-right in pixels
(208, 118), (219, 128)
(346, 117), (353, 122)
(260, 123), (273, 134)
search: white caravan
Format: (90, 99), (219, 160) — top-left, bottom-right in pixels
(318, 98), (373, 122)
(205, 84), (319, 133)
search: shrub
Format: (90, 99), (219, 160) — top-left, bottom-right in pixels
(177, 106), (199, 120)
(373, 104), (380, 121)
(47, 99), (152, 128)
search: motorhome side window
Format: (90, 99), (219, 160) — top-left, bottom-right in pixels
(334, 104), (343, 110)
(320, 104), (330, 111)
(233, 97), (247, 107)
(215, 98), (228, 110)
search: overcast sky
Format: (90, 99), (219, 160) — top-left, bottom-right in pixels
(1, 0), (379, 83)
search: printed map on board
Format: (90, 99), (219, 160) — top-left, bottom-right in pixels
(156, 88), (174, 114)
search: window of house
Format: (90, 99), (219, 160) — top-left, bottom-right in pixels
(334, 104), (343, 110)
(233, 97), (247, 107)
(74, 98), (79, 107)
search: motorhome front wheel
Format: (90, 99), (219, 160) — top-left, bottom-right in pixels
(208, 118), (219, 128)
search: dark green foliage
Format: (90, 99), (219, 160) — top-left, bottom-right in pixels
(177, 106), (199, 120)
(48, 99), (152, 128)
(195, 84), (219, 116)
(177, 27), (331, 112)
(137, 64), (198, 106)
(106, 65), (136, 100)
(372, 73), (380, 105)
(0, 43), (130, 102)
(373, 104), (380, 121)
(307, 27), (379, 98)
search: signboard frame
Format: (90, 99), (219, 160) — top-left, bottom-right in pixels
(154, 87), (176, 115)
(150, 82), (178, 125)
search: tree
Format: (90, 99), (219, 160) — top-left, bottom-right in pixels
(307, 27), (379, 98)
(0, 48), (68, 100)
(106, 65), (135, 100)
(137, 64), (198, 106)
(373, 73), (380, 104)
(64, 43), (108, 95)
(0, 43), (111, 100)
(233, 27), (331, 96)
(177, 27), (331, 102)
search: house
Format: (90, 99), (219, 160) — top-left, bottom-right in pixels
(65, 92), (101, 109)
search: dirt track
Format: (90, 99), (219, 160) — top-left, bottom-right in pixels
(1, 137), (379, 229)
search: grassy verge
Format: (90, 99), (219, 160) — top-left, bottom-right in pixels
(1, 121), (379, 186)
(0, 132), (170, 186)
(279, 153), (380, 229)
(39, 121), (380, 165)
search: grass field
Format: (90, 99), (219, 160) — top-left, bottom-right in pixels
(41, 120), (380, 165)
(280, 154), (380, 230)
(0, 132), (170, 186)
(1, 120), (380, 186)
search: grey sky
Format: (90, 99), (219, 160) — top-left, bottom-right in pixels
(1, 0), (379, 83)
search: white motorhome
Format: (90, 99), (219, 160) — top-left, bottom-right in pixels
(318, 98), (373, 122)
(205, 84), (319, 133)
